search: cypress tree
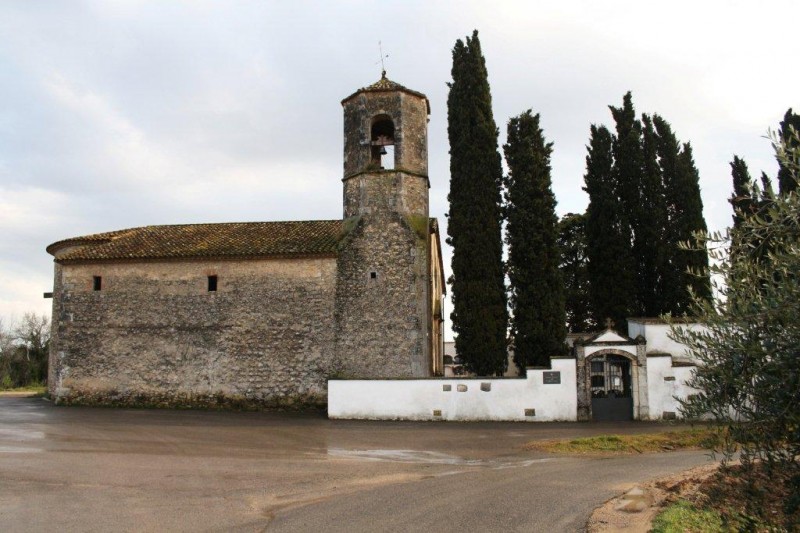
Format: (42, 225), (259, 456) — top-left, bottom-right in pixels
(728, 157), (767, 271)
(557, 213), (592, 333)
(760, 171), (776, 199)
(730, 155), (755, 229)
(675, 142), (711, 304)
(638, 114), (670, 316)
(608, 93), (642, 319)
(580, 99), (709, 323)
(503, 111), (565, 371)
(583, 125), (634, 329)
(654, 117), (693, 314)
(446, 30), (508, 376)
(777, 108), (800, 196)
(657, 129), (711, 312)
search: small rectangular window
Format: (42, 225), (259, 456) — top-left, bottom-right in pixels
(208, 275), (218, 292)
(93, 276), (102, 291)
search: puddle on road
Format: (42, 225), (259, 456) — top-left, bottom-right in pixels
(0, 445), (43, 453)
(0, 428), (45, 440)
(326, 448), (553, 470)
(0, 427), (46, 453)
(328, 448), (481, 465)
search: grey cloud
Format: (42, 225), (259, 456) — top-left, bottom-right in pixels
(1, 0), (798, 331)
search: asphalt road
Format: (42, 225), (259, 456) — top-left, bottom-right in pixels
(0, 396), (713, 532)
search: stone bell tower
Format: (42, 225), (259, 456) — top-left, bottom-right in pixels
(334, 73), (433, 378)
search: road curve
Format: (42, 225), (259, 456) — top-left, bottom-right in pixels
(0, 397), (712, 532)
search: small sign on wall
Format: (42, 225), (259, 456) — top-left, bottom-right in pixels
(543, 371), (561, 385)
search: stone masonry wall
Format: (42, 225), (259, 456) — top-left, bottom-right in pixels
(342, 91), (428, 178)
(334, 208), (431, 378)
(343, 171), (428, 218)
(49, 257), (337, 408)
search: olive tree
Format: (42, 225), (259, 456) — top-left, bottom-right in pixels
(673, 129), (800, 524)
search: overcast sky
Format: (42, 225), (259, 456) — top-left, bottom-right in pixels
(1, 1), (797, 339)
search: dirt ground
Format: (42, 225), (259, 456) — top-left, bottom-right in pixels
(587, 462), (721, 532)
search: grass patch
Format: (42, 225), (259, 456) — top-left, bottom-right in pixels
(527, 428), (718, 455)
(651, 500), (724, 533)
(0, 384), (47, 396)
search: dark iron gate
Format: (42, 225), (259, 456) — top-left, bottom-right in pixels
(589, 354), (633, 421)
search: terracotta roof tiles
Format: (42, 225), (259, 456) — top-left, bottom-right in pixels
(341, 73), (430, 112)
(47, 220), (343, 263)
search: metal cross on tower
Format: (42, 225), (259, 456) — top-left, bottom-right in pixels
(375, 41), (389, 77)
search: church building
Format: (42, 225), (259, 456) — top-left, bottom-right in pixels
(46, 74), (446, 408)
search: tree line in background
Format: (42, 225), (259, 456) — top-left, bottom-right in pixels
(0, 313), (50, 389)
(569, 94), (711, 333)
(447, 30), (710, 376)
(730, 109), (800, 228)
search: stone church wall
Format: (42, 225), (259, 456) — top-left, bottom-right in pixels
(343, 171), (429, 218)
(49, 257), (337, 408)
(335, 210), (430, 378)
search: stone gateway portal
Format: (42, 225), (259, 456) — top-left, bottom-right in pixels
(589, 354), (633, 421)
(46, 74), (446, 409)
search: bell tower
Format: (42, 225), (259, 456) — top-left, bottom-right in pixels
(334, 73), (434, 378)
(340, 72), (430, 217)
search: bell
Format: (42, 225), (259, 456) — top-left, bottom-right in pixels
(380, 146), (387, 156)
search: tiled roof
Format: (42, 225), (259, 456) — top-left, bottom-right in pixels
(341, 73), (430, 112)
(47, 220), (343, 263)
(364, 74), (411, 92)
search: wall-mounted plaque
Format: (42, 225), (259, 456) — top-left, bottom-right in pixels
(543, 371), (561, 384)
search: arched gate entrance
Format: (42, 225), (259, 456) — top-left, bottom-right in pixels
(589, 354), (633, 421)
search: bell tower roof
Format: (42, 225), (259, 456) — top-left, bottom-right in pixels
(341, 72), (430, 113)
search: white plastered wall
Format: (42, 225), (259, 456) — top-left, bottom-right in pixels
(646, 355), (699, 419)
(328, 358), (577, 422)
(628, 321), (705, 360)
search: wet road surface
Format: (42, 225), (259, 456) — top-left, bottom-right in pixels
(0, 396), (713, 532)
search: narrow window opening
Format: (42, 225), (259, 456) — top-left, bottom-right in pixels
(208, 275), (218, 292)
(93, 276), (102, 291)
(370, 271), (377, 279)
(370, 115), (395, 170)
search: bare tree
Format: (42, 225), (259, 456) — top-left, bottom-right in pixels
(0, 313), (50, 387)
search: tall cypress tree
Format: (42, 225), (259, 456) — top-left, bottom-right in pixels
(608, 93), (641, 319)
(654, 116), (686, 313)
(583, 125), (634, 329)
(638, 114), (669, 316)
(558, 213), (592, 333)
(675, 142), (711, 305)
(760, 171), (776, 199)
(656, 121), (712, 314)
(728, 156), (762, 270)
(446, 30), (508, 376)
(777, 108), (800, 196)
(503, 111), (565, 371)
(609, 93), (644, 221)
(730, 155), (755, 229)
